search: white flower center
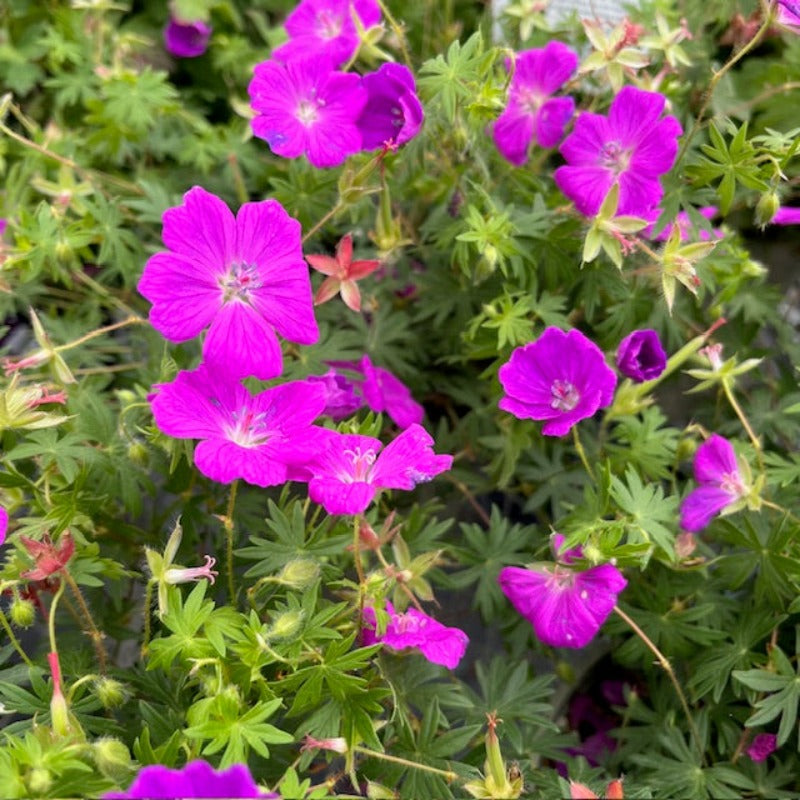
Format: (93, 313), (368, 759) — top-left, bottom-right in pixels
(316, 10), (343, 39)
(393, 612), (424, 634)
(296, 99), (319, 127)
(550, 379), (580, 412)
(227, 409), (270, 448)
(599, 140), (633, 177)
(720, 471), (746, 498)
(517, 87), (544, 115)
(220, 263), (260, 303)
(341, 447), (377, 482)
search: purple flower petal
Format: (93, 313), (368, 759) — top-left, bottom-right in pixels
(679, 486), (736, 532)
(693, 434), (739, 484)
(370, 423), (453, 489)
(164, 19), (212, 58)
(616, 329), (667, 382)
(357, 63), (424, 150)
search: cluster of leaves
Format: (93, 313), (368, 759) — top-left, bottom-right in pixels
(0, 0), (799, 798)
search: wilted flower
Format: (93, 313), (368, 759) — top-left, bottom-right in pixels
(103, 760), (276, 799)
(746, 732), (778, 762)
(304, 424), (452, 515)
(249, 57), (366, 168)
(20, 532), (75, 580)
(362, 601), (468, 669)
(498, 535), (627, 648)
(273, 0), (382, 67)
(138, 186), (318, 381)
(498, 327), (617, 436)
(554, 86), (682, 217)
(493, 41), (579, 166)
(357, 63), (424, 151)
(306, 233), (381, 311)
(164, 17), (212, 58)
(679, 434), (750, 531)
(616, 329), (667, 382)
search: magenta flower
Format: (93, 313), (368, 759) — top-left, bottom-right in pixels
(164, 18), (212, 58)
(777, 0), (800, 29)
(103, 760), (275, 799)
(680, 434), (749, 532)
(249, 57), (366, 168)
(273, 0), (381, 66)
(616, 329), (666, 382)
(493, 41), (578, 166)
(304, 424), (452, 514)
(643, 206), (719, 241)
(498, 535), (627, 648)
(746, 732), (778, 762)
(362, 601), (468, 669)
(0, 506), (7, 546)
(307, 369), (363, 420)
(772, 206), (800, 225)
(150, 364), (327, 488)
(357, 63), (424, 151)
(498, 327), (617, 436)
(554, 86), (682, 217)
(138, 187), (317, 381)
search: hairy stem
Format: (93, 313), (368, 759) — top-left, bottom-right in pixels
(141, 579), (154, 659)
(572, 426), (595, 480)
(0, 605), (34, 668)
(62, 570), (107, 673)
(353, 746), (458, 781)
(721, 380), (764, 472)
(224, 480), (239, 603)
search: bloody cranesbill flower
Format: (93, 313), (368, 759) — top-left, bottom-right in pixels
(304, 423), (452, 514)
(164, 17), (212, 58)
(498, 535), (627, 648)
(746, 732), (778, 762)
(306, 233), (381, 311)
(772, 206), (800, 224)
(493, 41), (579, 166)
(273, 0), (381, 67)
(643, 206), (719, 241)
(103, 760), (276, 799)
(777, 0), (800, 29)
(307, 368), (363, 419)
(616, 329), (667, 382)
(554, 86), (682, 217)
(679, 434), (750, 531)
(357, 63), (424, 151)
(498, 327), (617, 436)
(249, 57), (366, 168)
(20, 532), (75, 580)
(362, 601), (468, 669)
(138, 187), (318, 381)
(149, 364), (327, 488)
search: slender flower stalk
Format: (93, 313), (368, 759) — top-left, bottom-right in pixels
(224, 480), (239, 604)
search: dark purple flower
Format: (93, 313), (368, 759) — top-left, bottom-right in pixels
(307, 368), (362, 419)
(498, 535), (627, 648)
(273, 0), (381, 67)
(164, 18), (212, 58)
(362, 601), (468, 669)
(249, 57), (366, 168)
(679, 434), (749, 531)
(554, 86), (682, 217)
(493, 41), (578, 166)
(103, 759), (275, 799)
(746, 732), (778, 762)
(357, 63), (424, 151)
(616, 329), (666, 382)
(498, 327), (617, 436)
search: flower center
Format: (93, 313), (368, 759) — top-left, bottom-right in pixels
(220, 263), (260, 304)
(316, 10), (343, 39)
(342, 447), (377, 482)
(393, 612), (424, 635)
(550, 379), (580, 412)
(227, 408), (270, 448)
(296, 99), (319, 127)
(720, 471), (746, 498)
(517, 87), (544, 115)
(599, 140), (633, 177)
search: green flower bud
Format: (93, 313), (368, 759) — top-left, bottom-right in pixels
(276, 559), (319, 590)
(755, 191), (780, 228)
(94, 677), (127, 709)
(93, 737), (134, 783)
(126, 441), (148, 466)
(27, 767), (52, 795)
(10, 597), (35, 628)
(267, 609), (304, 641)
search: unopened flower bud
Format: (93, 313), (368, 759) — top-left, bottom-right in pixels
(127, 441), (148, 466)
(699, 343), (723, 371)
(755, 191), (780, 228)
(367, 781), (397, 799)
(27, 768), (52, 795)
(93, 737), (133, 783)
(10, 597), (35, 628)
(606, 778), (625, 799)
(94, 677), (126, 709)
(301, 734), (348, 754)
(276, 559), (319, 590)
(675, 531), (697, 559)
(268, 609), (304, 641)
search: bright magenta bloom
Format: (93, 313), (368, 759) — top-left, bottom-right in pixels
(772, 206), (800, 225)
(104, 760), (275, 798)
(305, 424), (453, 514)
(357, 63), (424, 151)
(616, 329), (666, 382)
(138, 187), (317, 381)
(777, 0), (800, 29)
(498, 327), (617, 436)
(150, 364), (327, 488)
(273, 0), (381, 66)
(554, 86), (682, 217)
(164, 18), (212, 58)
(362, 601), (468, 669)
(249, 57), (366, 168)
(746, 733), (778, 762)
(498, 535), (627, 648)
(307, 369), (363, 420)
(679, 434), (748, 531)
(0, 506), (6, 546)
(493, 41), (578, 166)
(643, 206), (719, 241)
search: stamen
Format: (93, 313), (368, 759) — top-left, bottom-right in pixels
(550, 379), (580, 412)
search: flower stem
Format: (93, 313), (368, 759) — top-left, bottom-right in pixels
(614, 604), (703, 759)
(227, 153), (248, 205)
(48, 580), (66, 655)
(572, 427), (595, 480)
(61, 570), (107, 673)
(353, 514), (366, 625)
(54, 316), (146, 353)
(721, 379), (764, 472)
(224, 480), (239, 603)
(0, 606), (34, 668)
(353, 746), (458, 781)
(141, 579), (154, 659)
(303, 202), (346, 244)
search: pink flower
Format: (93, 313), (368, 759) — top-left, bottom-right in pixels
(164, 555), (218, 586)
(679, 434), (749, 531)
(149, 364), (327, 487)
(20, 532), (75, 581)
(498, 327), (617, 436)
(493, 41), (579, 166)
(616, 329), (666, 382)
(746, 732), (778, 762)
(164, 18), (212, 58)
(0, 506), (7, 546)
(357, 63), (424, 151)
(138, 187), (318, 381)
(249, 57), (366, 168)
(307, 368), (363, 420)
(273, 0), (381, 67)
(498, 535), (627, 648)
(772, 206), (800, 225)
(304, 424), (453, 514)
(362, 601), (468, 669)
(554, 86), (683, 217)
(777, 0), (800, 30)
